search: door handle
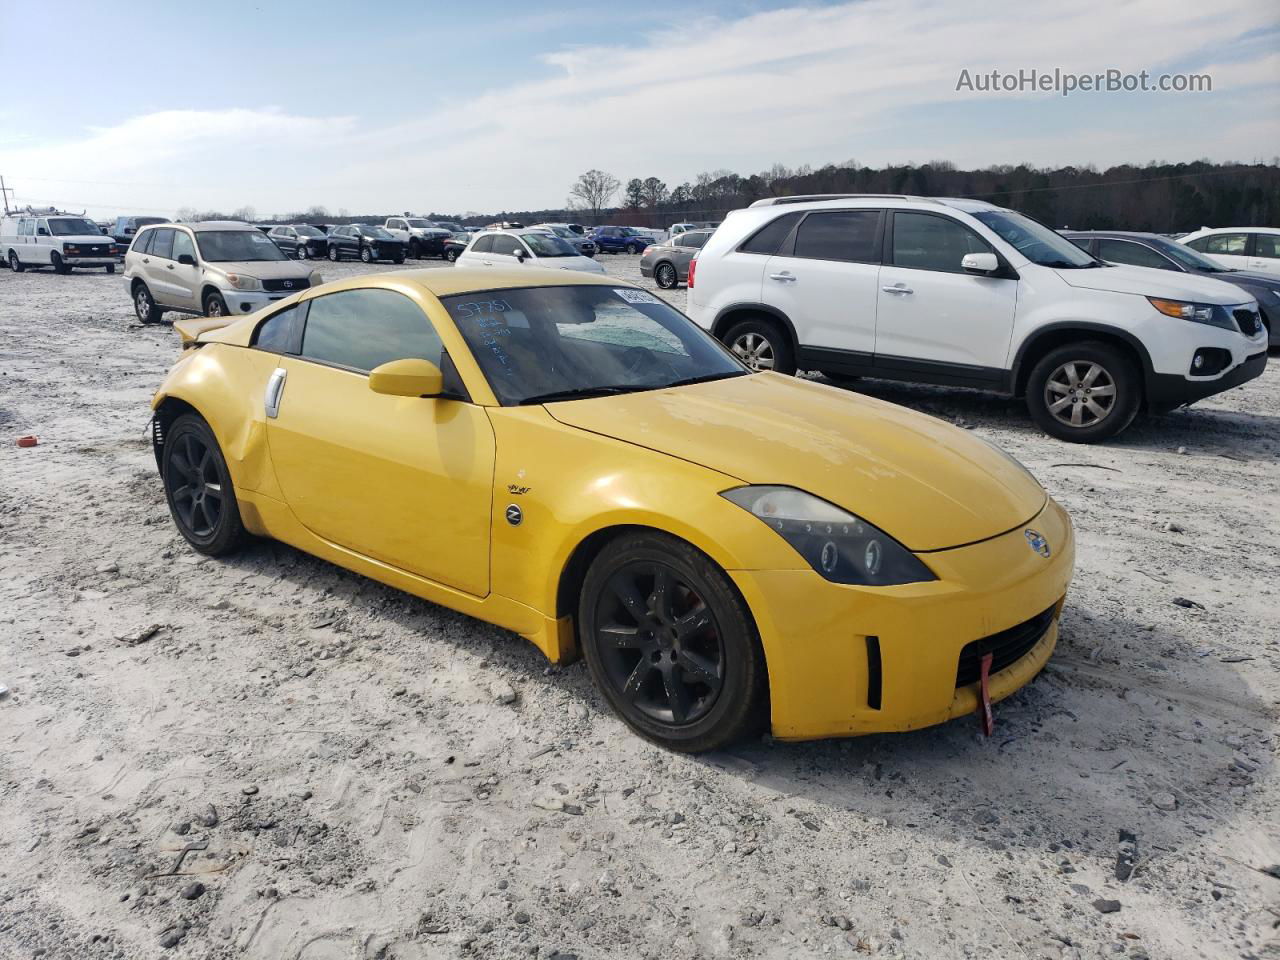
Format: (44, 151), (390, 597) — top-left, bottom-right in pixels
(882, 284), (914, 295)
(166, 263), (175, 270)
(482, 260), (494, 266)
(769, 272), (797, 282)
(264, 368), (287, 419)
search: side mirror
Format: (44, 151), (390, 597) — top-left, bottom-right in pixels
(368, 358), (444, 398)
(177, 254), (196, 266)
(961, 252), (999, 275)
(513, 248), (527, 261)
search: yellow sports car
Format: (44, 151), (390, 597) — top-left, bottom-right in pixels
(152, 269), (1074, 752)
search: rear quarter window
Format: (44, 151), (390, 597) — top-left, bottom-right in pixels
(738, 212), (803, 255)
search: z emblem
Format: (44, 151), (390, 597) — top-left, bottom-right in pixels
(505, 504), (523, 527)
(1024, 529), (1051, 559)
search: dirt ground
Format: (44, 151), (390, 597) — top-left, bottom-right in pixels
(1, 254), (1277, 960)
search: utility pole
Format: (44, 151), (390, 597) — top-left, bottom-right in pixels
(0, 176), (14, 215)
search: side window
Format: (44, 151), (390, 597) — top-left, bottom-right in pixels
(1097, 239), (1174, 270)
(389, 219), (404, 230)
(1066, 237), (1092, 253)
(492, 235), (522, 256)
(20, 219), (32, 236)
(36, 220), (50, 236)
(1252, 234), (1280, 259)
(134, 229), (154, 255)
(171, 230), (196, 262)
(793, 210), (881, 263)
(891, 212), (989, 273)
(1202, 233), (1248, 255)
(253, 304), (302, 353)
(739, 212), (802, 255)
(471, 234), (494, 253)
(150, 228), (175, 260)
(301, 289), (443, 373)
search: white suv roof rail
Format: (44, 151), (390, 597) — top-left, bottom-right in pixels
(749, 194), (941, 208)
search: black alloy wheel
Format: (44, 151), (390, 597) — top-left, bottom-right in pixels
(579, 531), (767, 752)
(655, 262), (678, 289)
(161, 414), (247, 556)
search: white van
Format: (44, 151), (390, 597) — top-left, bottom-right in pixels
(1, 214), (120, 273)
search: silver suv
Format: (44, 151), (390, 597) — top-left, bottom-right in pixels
(124, 221), (321, 323)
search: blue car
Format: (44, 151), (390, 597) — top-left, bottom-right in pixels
(590, 225), (653, 254)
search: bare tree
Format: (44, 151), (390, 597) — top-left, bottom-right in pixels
(640, 176), (668, 208)
(568, 169), (620, 223)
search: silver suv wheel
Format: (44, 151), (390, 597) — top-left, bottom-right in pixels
(731, 332), (775, 371)
(1044, 360), (1116, 428)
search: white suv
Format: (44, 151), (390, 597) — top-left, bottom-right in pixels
(1179, 227), (1280, 277)
(686, 195), (1269, 442)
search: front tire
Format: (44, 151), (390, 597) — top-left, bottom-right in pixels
(360, 246), (373, 263)
(578, 532), (768, 753)
(655, 262), (678, 289)
(1025, 340), (1141, 443)
(724, 317), (796, 374)
(161, 414), (248, 556)
(626, 242), (641, 254)
(105, 263), (116, 274)
(328, 245), (340, 262)
(296, 245), (308, 260)
(445, 248), (458, 262)
(52, 252), (71, 274)
(203, 291), (229, 318)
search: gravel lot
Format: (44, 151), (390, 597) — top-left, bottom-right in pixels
(1, 254), (1277, 960)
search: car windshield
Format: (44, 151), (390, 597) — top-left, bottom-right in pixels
(546, 226), (574, 238)
(971, 210), (1097, 268)
(357, 225), (394, 239)
(49, 218), (100, 236)
(442, 285), (747, 405)
(406, 219), (436, 228)
(295, 225), (325, 237)
(1149, 236), (1232, 272)
(520, 233), (578, 257)
(195, 230), (290, 262)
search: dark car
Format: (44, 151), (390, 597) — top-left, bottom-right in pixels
(442, 231), (473, 262)
(591, 225), (651, 254)
(326, 224), (406, 263)
(110, 216), (170, 247)
(1066, 230), (1280, 347)
(268, 224), (329, 260)
(639, 229), (712, 289)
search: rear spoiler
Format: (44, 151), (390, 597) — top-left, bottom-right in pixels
(173, 316), (233, 349)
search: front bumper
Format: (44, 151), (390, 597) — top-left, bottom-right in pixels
(731, 497), (1075, 741)
(222, 289), (292, 314)
(1148, 349), (1268, 410)
(64, 256), (117, 266)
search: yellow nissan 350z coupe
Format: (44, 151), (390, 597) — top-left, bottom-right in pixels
(151, 269), (1074, 752)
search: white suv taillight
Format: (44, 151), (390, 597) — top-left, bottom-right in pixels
(688, 254), (697, 288)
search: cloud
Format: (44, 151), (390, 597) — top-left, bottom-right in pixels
(2, 1), (1276, 215)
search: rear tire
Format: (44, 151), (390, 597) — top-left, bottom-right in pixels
(296, 246), (308, 260)
(723, 316), (796, 375)
(655, 262), (678, 289)
(8, 251), (23, 272)
(328, 245), (340, 262)
(393, 253), (405, 264)
(161, 414), (248, 557)
(134, 284), (164, 324)
(105, 263), (116, 274)
(578, 531), (768, 753)
(1025, 340), (1141, 443)
(445, 248), (458, 262)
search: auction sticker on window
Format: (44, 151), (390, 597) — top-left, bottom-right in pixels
(614, 288), (659, 305)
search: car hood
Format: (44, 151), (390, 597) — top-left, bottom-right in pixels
(59, 234), (114, 244)
(1055, 264), (1252, 304)
(545, 373), (1047, 552)
(205, 259), (313, 280)
(1210, 270), (1279, 291)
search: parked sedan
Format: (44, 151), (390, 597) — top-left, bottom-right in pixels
(457, 230), (605, 274)
(530, 223), (597, 257)
(640, 230), (712, 289)
(443, 232), (472, 262)
(327, 224), (406, 263)
(151, 269), (1074, 751)
(268, 224), (329, 260)
(1066, 231), (1279, 347)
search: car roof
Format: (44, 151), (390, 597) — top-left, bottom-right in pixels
(1063, 230), (1162, 239)
(1186, 226), (1280, 235)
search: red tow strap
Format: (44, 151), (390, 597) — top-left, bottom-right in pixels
(978, 652), (994, 737)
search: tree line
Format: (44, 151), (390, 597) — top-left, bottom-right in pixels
(551, 160), (1280, 232)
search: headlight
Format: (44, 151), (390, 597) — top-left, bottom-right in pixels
(721, 486), (936, 586)
(309, 270), (324, 285)
(224, 273), (262, 291)
(1147, 297), (1233, 330)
